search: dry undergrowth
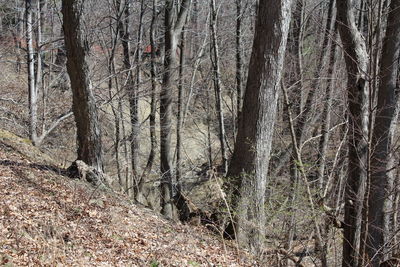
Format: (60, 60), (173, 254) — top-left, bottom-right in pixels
(0, 130), (254, 266)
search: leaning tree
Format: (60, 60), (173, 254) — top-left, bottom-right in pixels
(227, 0), (293, 253)
(62, 0), (103, 185)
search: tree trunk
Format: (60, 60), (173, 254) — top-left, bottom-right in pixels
(367, 0), (400, 264)
(209, 0), (228, 174)
(176, 29), (185, 185)
(62, 0), (103, 185)
(26, 0), (38, 144)
(106, 10), (122, 189)
(160, 0), (190, 219)
(131, 0), (144, 196)
(117, 0), (134, 193)
(235, 0), (243, 130)
(336, 0), (370, 265)
(140, 0), (158, 187)
(227, 0), (293, 253)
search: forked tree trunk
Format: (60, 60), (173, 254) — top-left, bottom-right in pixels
(62, 0), (103, 185)
(227, 0), (293, 253)
(160, 0), (190, 219)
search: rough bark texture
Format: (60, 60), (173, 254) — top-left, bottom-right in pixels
(336, 0), (370, 265)
(227, 0), (293, 253)
(367, 0), (400, 264)
(160, 0), (190, 219)
(62, 0), (103, 185)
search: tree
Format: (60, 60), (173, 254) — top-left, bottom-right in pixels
(26, 0), (37, 144)
(62, 0), (103, 185)
(209, 0), (228, 174)
(159, 0), (190, 219)
(227, 0), (293, 252)
(24, 0), (72, 147)
(335, 0), (373, 266)
(367, 0), (400, 264)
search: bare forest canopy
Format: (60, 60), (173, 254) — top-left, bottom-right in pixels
(0, 0), (400, 266)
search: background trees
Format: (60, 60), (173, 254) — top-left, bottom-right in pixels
(1, 0), (400, 265)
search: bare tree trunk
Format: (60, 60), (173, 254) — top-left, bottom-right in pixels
(160, 0), (190, 219)
(131, 0), (144, 196)
(24, 0), (72, 146)
(14, 0), (24, 73)
(319, 41), (338, 267)
(206, 84), (213, 168)
(227, 0), (293, 253)
(316, 24), (338, 267)
(336, 0), (370, 265)
(26, 0), (38, 144)
(35, 0), (43, 102)
(117, 0), (133, 193)
(209, 0), (228, 175)
(105, 10), (122, 189)
(367, 0), (400, 264)
(176, 29), (185, 185)
(62, 0), (103, 185)
(316, 18), (337, 191)
(140, 0), (158, 186)
(235, 0), (243, 130)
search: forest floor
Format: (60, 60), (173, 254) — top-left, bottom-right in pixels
(0, 129), (254, 266)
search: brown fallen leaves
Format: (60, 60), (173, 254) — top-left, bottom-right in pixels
(0, 137), (254, 266)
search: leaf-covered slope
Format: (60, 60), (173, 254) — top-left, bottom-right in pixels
(0, 130), (252, 266)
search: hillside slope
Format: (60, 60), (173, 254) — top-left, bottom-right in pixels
(0, 130), (252, 266)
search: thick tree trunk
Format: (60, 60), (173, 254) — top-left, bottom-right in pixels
(62, 0), (103, 185)
(227, 0), (293, 253)
(160, 0), (190, 219)
(160, 9), (178, 219)
(336, 0), (370, 265)
(367, 0), (400, 264)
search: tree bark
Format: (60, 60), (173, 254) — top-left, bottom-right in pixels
(336, 0), (370, 265)
(235, 0), (243, 129)
(160, 0), (190, 219)
(227, 0), (293, 253)
(140, 0), (158, 186)
(367, 0), (400, 264)
(209, 0), (228, 174)
(176, 29), (185, 185)
(62, 0), (103, 185)
(26, 0), (38, 144)
(131, 0), (144, 196)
